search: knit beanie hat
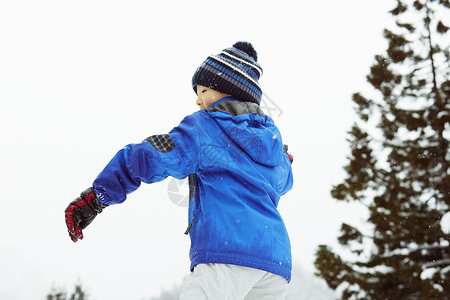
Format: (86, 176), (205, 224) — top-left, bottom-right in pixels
(192, 41), (263, 105)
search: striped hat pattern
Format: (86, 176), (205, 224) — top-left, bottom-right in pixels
(192, 41), (263, 105)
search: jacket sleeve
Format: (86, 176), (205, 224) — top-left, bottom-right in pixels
(93, 115), (200, 205)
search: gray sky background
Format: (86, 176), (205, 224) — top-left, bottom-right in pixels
(0, 1), (394, 299)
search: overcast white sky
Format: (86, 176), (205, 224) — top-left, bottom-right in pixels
(0, 1), (394, 299)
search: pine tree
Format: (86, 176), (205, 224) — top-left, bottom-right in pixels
(47, 287), (67, 300)
(314, 0), (450, 299)
(69, 284), (88, 300)
(47, 283), (89, 300)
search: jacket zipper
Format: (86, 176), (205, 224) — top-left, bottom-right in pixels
(185, 173), (198, 235)
(184, 216), (195, 235)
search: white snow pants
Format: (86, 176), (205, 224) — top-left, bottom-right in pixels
(179, 263), (288, 300)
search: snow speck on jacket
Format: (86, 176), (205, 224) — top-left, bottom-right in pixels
(92, 97), (294, 281)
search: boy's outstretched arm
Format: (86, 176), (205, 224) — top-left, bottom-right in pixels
(64, 115), (199, 242)
(64, 142), (165, 242)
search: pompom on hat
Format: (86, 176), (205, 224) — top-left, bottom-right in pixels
(192, 41), (263, 105)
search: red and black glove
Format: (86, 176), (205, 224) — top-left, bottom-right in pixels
(283, 144), (294, 164)
(65, 187), (107, 242)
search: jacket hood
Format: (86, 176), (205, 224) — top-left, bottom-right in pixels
(207, 98), (284, 167)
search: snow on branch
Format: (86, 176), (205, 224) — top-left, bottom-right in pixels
(422, 258), (450, 269)
(441, 211), (450, 234)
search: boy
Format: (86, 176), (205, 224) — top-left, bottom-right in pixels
(65, 41), (294, 299)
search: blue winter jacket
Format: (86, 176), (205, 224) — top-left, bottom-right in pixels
(93, 98), (294, 281)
